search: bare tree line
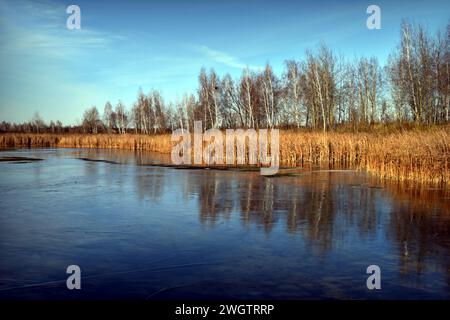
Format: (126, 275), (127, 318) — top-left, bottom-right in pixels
(1, 20), (448, 134)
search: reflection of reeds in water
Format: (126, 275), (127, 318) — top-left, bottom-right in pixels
(1, 128), (449, 185)
(170, 170), (450, 276)
(384, 182), (450, 278)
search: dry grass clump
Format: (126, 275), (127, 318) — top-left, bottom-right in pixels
(279, 129), (449, 185)
(1, 128), (449, 186)
(0, 133), (172, 153)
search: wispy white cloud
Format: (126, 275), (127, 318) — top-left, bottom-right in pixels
(0, 0), (123, 59)
(196, 45), (262, 71)
(0, 0), (265, 124)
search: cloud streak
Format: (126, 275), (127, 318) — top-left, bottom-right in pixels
(196, 45), (262, 71)
(0, 0), (123, 60)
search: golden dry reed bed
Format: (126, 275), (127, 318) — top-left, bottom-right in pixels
(1, 129), (449, 186)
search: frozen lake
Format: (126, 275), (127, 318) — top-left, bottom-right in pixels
(0, 148), (449, 299)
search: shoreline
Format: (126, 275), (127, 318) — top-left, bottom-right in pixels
(0, 130), (449, 186)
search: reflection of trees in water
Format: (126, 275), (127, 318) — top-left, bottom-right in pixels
(238, 178), (277, 233)
(182, 172), (380, 242)
(294, 183), (335, 252)
(83, 161), (99, 177)
(77, 149), (171, 202)
(131, 166), (450, 278)
(386, 184), (450, 280)
(177, 170), (449, 277)
(198, 175), (234, 224)
(134, 169), (165, 202)
(185, 172), (380, 250)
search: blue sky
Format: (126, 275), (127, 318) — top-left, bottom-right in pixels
(0, 0), (449, 124)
